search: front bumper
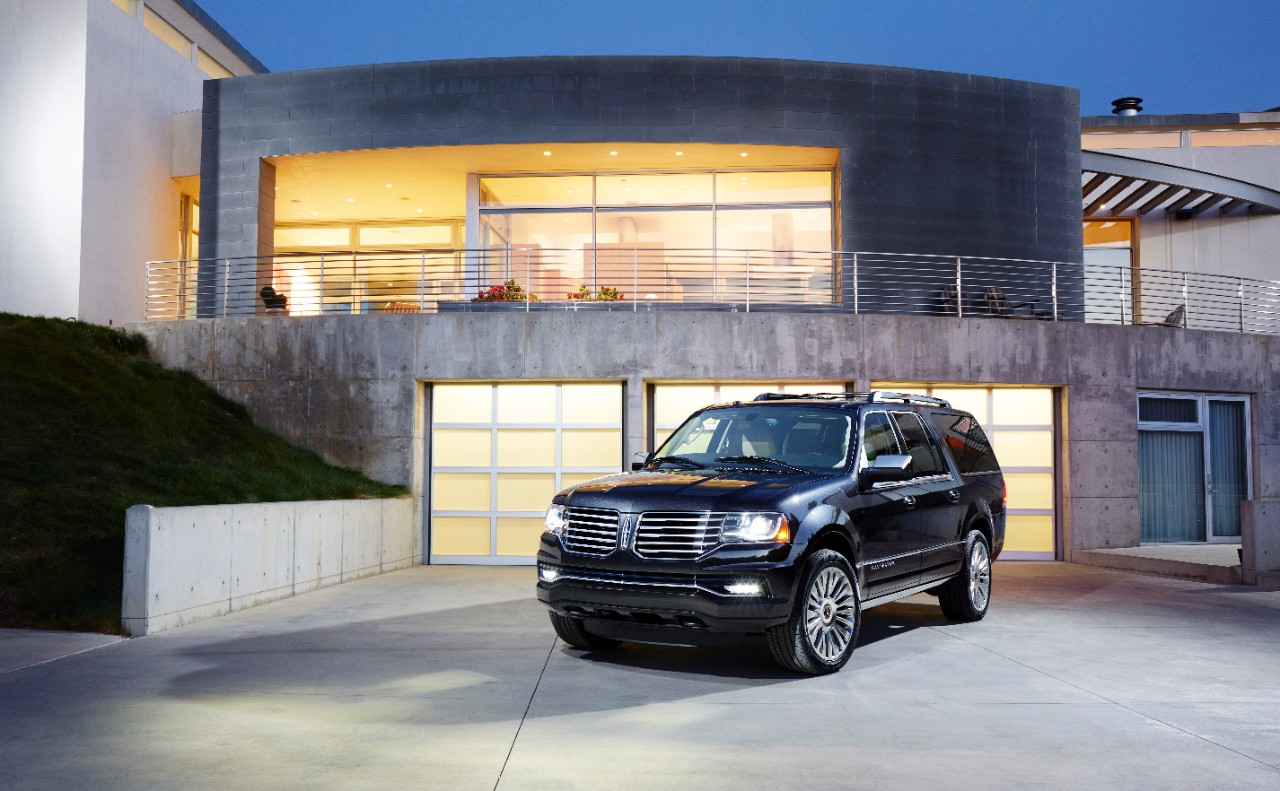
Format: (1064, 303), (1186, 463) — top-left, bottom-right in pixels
(536, 540), (802, 638)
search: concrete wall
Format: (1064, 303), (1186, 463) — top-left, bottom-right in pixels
(122, 497), (418, 635)
(198, 57), (1082, 300)
(0, 0), (90, 319)
(131, 312), (1280, 556)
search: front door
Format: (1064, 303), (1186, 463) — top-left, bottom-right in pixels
(1138, 393), (1250, 543)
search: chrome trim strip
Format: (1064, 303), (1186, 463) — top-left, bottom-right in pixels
(862, 578), (948, 609)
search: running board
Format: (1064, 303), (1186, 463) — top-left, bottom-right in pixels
(862, 576), (951, 610)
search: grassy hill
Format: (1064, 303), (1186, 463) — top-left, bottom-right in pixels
(0, 313), (405, 632)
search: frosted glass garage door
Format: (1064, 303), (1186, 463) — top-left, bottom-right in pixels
(875, 383), (1057, 560)
(430, 382), (623, 564)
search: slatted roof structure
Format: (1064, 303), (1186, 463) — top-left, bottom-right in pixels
(1082, 151), (1280, 218)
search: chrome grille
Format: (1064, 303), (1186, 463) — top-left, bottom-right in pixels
(633, 512), (726, 559)
(563, 507), (619, 556)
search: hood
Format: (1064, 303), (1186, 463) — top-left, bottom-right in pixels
(559, 469), (825, 513)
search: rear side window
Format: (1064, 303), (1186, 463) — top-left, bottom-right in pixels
(930, 412), (1000, 474)
(890, 412), (948, 477)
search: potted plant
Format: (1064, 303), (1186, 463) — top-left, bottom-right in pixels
(463, 279), (541, 311)
(565, 284), (625, 310)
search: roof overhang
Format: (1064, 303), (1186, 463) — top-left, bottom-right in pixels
(1081, 151), (1280, 217)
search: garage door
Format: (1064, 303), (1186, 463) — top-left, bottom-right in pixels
(875, 384), (1057, 560)
(429, 382), (623, 564)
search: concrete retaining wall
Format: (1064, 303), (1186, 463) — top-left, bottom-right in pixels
(122, 497), (417, 636)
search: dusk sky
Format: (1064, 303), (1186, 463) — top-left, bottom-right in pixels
(197, 0), (1280, 117)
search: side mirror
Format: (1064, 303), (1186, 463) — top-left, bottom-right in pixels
(860, 454), (912, 487)
(631, 450), (651, 472)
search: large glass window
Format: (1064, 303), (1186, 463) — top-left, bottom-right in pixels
(478, 170), (834, 303)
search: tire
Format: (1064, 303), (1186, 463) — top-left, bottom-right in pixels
(766, 549), (861, 674)
(548, 612), (621, 650)
(938, 530), (992, 622)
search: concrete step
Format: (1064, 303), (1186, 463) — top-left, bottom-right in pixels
(1073, 547), (1243, 585)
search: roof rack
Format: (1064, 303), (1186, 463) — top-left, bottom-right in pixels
(752, 391), (952, 408)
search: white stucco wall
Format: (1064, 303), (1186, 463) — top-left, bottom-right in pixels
(0, 0), (90, 319)
(78, 0), (207, 326)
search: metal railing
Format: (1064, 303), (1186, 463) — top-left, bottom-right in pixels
(143, 248), (1280, 335)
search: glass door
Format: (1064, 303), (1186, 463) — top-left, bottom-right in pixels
(1137, 393), (1250, 543)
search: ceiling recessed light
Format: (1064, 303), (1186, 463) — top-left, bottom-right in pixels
(609, 150), (618, 156)
(740, 152), (748, 157)
(416, 208), (423, 213)
(675, 151), (684, 156)
(385, 183), (393, 188)
(347, 197), (355, 203)
(543, 150), (552, 156)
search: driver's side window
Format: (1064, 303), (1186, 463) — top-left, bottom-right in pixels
(861, 411), (902, 465)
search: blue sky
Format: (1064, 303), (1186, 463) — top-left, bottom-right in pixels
(200, 0), (1280, 116)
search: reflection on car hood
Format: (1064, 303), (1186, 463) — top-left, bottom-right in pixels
(560, 469), (824, 512)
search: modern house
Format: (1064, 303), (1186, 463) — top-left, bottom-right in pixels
(5, 1), (1279, 577)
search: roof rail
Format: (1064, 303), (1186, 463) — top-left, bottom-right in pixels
(750, 391), (953, 408)
(868, 391), (952, 408)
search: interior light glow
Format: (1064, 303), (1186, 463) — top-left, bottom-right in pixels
(543, 150), (552, 156)
(347, 197), (355, 202)
(310, 211), (318, 216)
(416, 208), (423, 213)
(609, 150), (618, 156)
(385, 183), (393, 188)
(740, 152), (748, 157)
(675, 150), (684, 156)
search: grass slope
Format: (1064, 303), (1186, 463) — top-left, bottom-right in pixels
(0, 313), (405, 632)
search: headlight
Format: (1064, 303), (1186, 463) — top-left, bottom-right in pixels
(544, 504), (568, 535)
(721, 512), (790, 543)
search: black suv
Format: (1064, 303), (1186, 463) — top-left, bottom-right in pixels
(536, 392), (1005, 674)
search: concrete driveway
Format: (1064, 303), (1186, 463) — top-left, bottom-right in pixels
(2, 563), (1278, 790)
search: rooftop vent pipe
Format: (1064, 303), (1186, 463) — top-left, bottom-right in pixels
(1111, 97), (1144, 116)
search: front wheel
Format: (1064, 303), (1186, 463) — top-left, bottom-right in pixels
(766, 549), (861, 674)
(938, 530), (992, 622)
(548, 612), (621, 650)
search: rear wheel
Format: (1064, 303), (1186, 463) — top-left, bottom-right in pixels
(766, 549), (861, 674)
(938, 530), (992, 622)
(548, 612), (621, 649)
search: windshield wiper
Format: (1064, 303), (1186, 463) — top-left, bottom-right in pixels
(647, 454), (708, 470)
(714, 455), (808, 474)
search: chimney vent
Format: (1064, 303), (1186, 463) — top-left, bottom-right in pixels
(1111, 97), (1144, 116)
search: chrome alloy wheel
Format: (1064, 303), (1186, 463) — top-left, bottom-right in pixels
(969, 539), (992, 611)
(804, 566), (858, 662)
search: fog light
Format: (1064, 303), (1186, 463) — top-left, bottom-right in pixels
(724, 579), (765, 596)
(539, 566), (560, 583)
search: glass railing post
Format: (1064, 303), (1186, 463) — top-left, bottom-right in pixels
(420, 250), (427, 311)
(1239, 277), (1245, 333)
(955, 257), (963, 318)
(222, 258), (229, 318)
(745, 250), (751, 312)
(633, 247), (638, 312)
(1052, 261), (1059, 321)
(319, 254), (326, 316)
(853, 252), (859, 314)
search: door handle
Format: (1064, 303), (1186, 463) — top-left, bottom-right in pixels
(903, 495), (917, 509)
(947, 490), (961, 503)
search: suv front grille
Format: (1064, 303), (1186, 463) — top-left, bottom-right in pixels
(553, 565), (700, 592)
(634, 512), (726, 559)
(563, 507), (620, 556)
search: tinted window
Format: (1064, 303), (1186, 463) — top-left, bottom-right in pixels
(890, 412), (948, 477)
(860, 411), (902, 463)
(654, 406), (853, 472)
(930, 412), (1000, 474)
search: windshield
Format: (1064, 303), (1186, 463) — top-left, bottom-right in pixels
(652, 406), (854, 473)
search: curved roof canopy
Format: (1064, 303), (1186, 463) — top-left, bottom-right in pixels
(1082, 151), (1280, 217)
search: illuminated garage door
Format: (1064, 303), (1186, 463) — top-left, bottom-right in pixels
(652, 382), (846, 447)
(430, 382), (623, 564)
(876, 383), (1057, 560)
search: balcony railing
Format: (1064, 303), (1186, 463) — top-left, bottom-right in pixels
(144, 249), (1280, 335)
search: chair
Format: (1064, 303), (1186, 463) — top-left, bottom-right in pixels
(980, 286), (1040, 318)
(1140, 304), (1186, 328)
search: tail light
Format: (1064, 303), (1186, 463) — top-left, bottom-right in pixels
(1001, 480), (1007, 502)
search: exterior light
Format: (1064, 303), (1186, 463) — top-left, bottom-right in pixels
(539, 566), (560, 583)
(724, 579), (765, 596)
(721, 512), (790, 543)
(545, 504), (568, 536)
